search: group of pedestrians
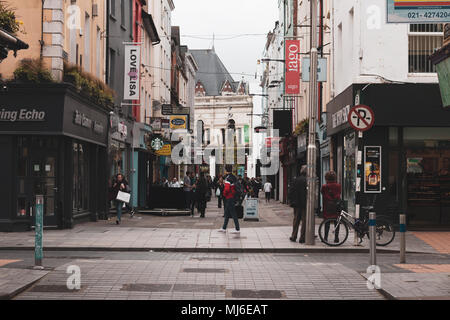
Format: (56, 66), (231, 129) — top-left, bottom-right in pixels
(183, 171), (214, 218)
(289, 167), (342, 244)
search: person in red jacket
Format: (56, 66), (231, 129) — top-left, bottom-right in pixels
(218, 165), (240, 234)
(321, 171), (342, 243)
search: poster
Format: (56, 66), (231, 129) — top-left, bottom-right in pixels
(124, 45), (141, 100)
(387, 0), (450, 23)
(364, 146), (382, 193)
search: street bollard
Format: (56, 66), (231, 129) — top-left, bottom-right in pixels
(399, 214), (406, 264)
(34, 195), (44, 269)
(369, 212), (376, 266)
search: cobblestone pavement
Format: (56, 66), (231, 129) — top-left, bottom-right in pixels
(11, 252), (384, 300)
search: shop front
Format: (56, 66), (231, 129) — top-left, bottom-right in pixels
(0, 84), (109, 231)
(327, 83), (450, 228)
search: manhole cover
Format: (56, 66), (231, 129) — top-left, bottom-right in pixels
(29, 285), (84, 293)
(191, 257), (238, 262)
(121, 284), (172, 292)
(227, 290), (284, 299)
(182, 268), (228, 273)
(173, 284), (225, 292)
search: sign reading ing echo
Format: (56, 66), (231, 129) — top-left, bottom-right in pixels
(285, 40), (300, 95)
(0, 108), (45, 122)
(124, 45), (141, 100)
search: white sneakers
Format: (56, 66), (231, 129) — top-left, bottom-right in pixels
(218, 229), (240, 234)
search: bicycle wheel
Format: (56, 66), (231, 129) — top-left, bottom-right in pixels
(318, 218), (349, 246)
(369, 218), (396, 246)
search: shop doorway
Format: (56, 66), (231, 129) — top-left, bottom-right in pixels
(17, 137), (59, 227)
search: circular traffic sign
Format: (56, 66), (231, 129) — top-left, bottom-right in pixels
(348, 105), (375, 132)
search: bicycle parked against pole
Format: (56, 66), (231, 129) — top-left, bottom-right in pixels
(318, 197), (396, 247)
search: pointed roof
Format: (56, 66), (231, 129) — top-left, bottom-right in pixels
(189, 49), (236, 96)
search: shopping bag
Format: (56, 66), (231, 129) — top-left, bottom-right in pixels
(116, 190), (131, 203)
(216, 188), (221, 197)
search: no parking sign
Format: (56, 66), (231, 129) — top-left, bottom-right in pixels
(348, 105), (375, 132)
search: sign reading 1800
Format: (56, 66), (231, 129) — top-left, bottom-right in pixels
(388, 0), (450, 23)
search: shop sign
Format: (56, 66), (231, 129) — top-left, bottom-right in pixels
(73, 110), (104, 134)
(156, 143), (171, 156)
(162, 104), (173, 115)
(150, 117), (162, 131)
(161, 118), (170, 129)
(0, 108), (46, 122)
(364, 146), (382, 193)
(331, 105), (350, 129)
(118, 122), (127, 138)
(244, 198), (259, 221)
(151, 137), (164, 151)
(297, 133), (307, 154)
(93, 121), (104, 134)
(124, 44), (141, 100)
(301, 57), (328, 82)
(387, 0), (450, 23)
(170, 115), (187, 130)
(244, 125), (250, 143)
(285, 40), (300, 95)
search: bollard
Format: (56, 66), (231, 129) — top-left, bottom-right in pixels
(369, 212), (376, 266)
(34, 195), (44, 269)
(399, 214), (406, 264)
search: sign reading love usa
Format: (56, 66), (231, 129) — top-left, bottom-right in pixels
(124, 44), (141, 100)
(285, 40), (300, 95)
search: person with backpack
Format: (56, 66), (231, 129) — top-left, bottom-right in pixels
(218, 165), (240, 234)
(321, 170), (342, 243)
(289, 165), (308, 243)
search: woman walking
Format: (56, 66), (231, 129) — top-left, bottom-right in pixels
(110, 173), (130, 225)
(217, 176), (225, 209)
(321, 171), (342, 243)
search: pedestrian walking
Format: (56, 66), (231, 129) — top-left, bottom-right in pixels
(321, 171), (342, 243)
(289, 165), (307, 243)
(190, 172), (197, 216)
(264, 180), (273, 203)
(196, 172), (209, 218)
(110, 173), (131, 225)
(183, 171), (193, 212)
(218, 165), (240, 234)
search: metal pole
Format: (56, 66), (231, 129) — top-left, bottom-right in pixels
(400, 214), (406, 263)
(305, 0), (318, 245)
(34, 195), (44, 269)
(369, 212), (376, 266)
(355, 131), (363, 246)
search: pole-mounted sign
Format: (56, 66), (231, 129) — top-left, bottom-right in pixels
(348, 105), (375, 132)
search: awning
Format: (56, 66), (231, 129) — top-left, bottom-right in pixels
(142, 11), (160, 44)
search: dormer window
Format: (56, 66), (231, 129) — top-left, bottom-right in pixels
(221, 80), (233, 95)
(195, 81), (206, 97)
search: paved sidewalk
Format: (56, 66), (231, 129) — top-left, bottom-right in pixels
(0, 266), (49, 299)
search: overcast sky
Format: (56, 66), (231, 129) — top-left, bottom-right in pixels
(172, 0), (279, 89)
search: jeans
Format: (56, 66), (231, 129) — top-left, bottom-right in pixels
(324, 220), (341, 240)
(222, 198), (240, 231)
(218, 195), (223, 208)
(115, 200), (123, 222)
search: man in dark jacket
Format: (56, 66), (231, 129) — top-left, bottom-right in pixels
(290, 165), (307, 243)
(219, 165), (240, 234)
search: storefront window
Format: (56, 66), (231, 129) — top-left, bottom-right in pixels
(404, 127), (450, 225)
(73, 142), (90, 212)
(343, 132), (356, 213)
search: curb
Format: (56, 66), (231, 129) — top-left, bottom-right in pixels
(0, 246), (435, 254)
(0, 274), (48, 300)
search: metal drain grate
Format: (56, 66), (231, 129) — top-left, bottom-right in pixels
(227, 289), (284, 299)
(173, 284), (225, 292)
(182, 268), (228, 273)
(121, 284), (172, 292)
(29, 285), (84, 293)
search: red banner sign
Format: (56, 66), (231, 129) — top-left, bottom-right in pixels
(285, 40), (300, 95)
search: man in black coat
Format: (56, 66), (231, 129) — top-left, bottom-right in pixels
(289, 165), (307, 243)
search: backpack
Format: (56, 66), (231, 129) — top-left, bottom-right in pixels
(234, 180), (244, 203)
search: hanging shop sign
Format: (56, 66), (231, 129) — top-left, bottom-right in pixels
(285, 40), (300, 95)
(156, 143), (172, 156)
(387, 0), (450, 23)
(161, 118), (170, 129)
(244, 125), (250, 143)
(170, 115), (187, 130)
(118, 122), (128, 138)
(150, 117), (162, 131)
(301, 57), (328, 82)
(124, 44), (141, 100)
(151, 136), (164, 151)
(348, 105), (375, 132)
(364, 146), (382, 193)
(0, 108), (46, 122)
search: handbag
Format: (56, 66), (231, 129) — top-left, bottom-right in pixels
(216, 188), (221, 197)
(116, 190), (131, 203)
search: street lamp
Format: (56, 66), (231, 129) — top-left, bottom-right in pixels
(0, 28), (29, 62)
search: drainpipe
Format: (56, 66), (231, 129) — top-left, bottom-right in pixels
(40, 0), (45, 58)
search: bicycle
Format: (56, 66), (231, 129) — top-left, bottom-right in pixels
(318, 201), (396, 247)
